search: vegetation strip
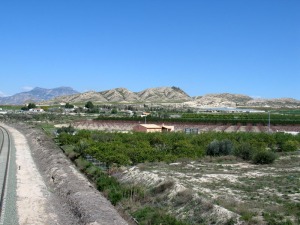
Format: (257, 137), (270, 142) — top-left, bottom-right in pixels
(57, 127), (300, 224)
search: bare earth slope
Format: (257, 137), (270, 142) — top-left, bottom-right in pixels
(187, 93), (300, 108)
(3, 122), (127, 225)
(42, 86), (192, 104)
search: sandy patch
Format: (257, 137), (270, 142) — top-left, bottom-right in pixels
(2, 124), (58, 225)
(54, 124), (69, 128)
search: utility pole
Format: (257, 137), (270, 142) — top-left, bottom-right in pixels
(268, 111), (271, 133)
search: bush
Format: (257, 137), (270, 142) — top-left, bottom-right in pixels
(85, 165), (100, 178)
(206, 139), (233, 156)
(206, 140), (220, 156)
(151, 180), (175, 194)
(282, 140), (299, 152)
(57, 125), (75, 134)
(252, 150), (277, 164)
(234, 142), (253, 160)
(96, 175), (119, 191)
(108, 189), (122, 205)
(173, 189), (194, 206)
(219, 139), (234, 155)
(74, 157), (91, 171)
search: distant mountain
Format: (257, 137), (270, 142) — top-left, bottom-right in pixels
(137, 87), (190, 102)
(100, 88), (140, 102)
(42, 86), (192, 104)
(7, 86), (298, 108)
(190, 93), (253, 108)
(186, 93), (300, 108)
(0, 87), (79, 105)
(245, 97), (300, 108)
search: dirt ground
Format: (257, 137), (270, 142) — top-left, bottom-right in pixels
(120, 155), (300, 224)
(3, 123), (60, 225)
(2, 122), (128, 225)
(71, 120), (300, 133)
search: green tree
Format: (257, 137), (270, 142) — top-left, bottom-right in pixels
(27, 103), (36, 109)
(206, 139), (233, 156)
(65, 103), (74, 108)
(111, 108), (118, 114)
(282, 140), (299, 152)
(252, 150), (277, 164)
(85, 101), (94, 109)
(234, 142), (253, 160)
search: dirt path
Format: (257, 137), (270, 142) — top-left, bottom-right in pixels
(1, 122), (128, 225)
(1, 123), (58, 225)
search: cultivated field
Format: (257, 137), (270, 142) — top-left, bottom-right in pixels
(71, 120), (300, 133)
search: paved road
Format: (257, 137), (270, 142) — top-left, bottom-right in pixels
(0, 126), (18, 225)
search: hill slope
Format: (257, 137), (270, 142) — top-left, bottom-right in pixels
(3, 86), (299, 108)
(186, 93), (300, 108)
(42, 86), (192, 104)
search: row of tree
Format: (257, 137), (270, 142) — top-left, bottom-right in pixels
(58, 130), (300, 166)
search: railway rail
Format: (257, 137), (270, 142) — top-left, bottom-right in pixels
(0, 126), (11, 223)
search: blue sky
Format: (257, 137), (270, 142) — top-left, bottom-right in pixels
(0, 0), (299, 99)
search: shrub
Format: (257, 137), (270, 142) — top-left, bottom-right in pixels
(108, 189), (122, 205)
(57, 125), (75, 134)
(252, 150), (277, 164)
(74, 157), (91, 171)
(151, 180), (175, 194)
(206, 139), (233, 156)
(206, 140), (220, 156)
(173, 189), (194, 206)
(282, 140), (299, 152)
(85, 165), (100, 178)
(219, 139), (234, 155)
(67, 150), (79, 161)
(96, 175), (119, 191)
(234, 142), (253, 160)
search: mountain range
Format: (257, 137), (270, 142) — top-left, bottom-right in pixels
(185, 93), (300, 108)
(0, 87), (79, 105)
(0, 86), (299, 108)
(40, 86), (191, 104)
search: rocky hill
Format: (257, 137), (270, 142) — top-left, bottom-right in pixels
(100, 88), (140, 102)
(41, 86), (192, 104)
(0, 87), (79, 105)
(191, 93), (253, 107)
(245, 98), (300, 108)
(2, 86), (299, 108)
(186, 93), (300, 108)
(138, 87), (190, 102)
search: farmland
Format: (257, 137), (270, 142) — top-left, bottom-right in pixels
(71, 119), (300, 133)
(3, 111), (300, 224)
(57, 129), (300, 224)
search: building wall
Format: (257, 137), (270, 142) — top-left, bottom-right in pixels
(133, 125), (162, 133)
(147, 128), (162, 133)
(133, 125), (147, 132)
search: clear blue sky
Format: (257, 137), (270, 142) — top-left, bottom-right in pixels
(0, 0), (299, 99)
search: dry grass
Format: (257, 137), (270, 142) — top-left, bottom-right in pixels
(120, 153), (300, 224)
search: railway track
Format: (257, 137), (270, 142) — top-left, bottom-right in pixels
(0, 126), (11, 223)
